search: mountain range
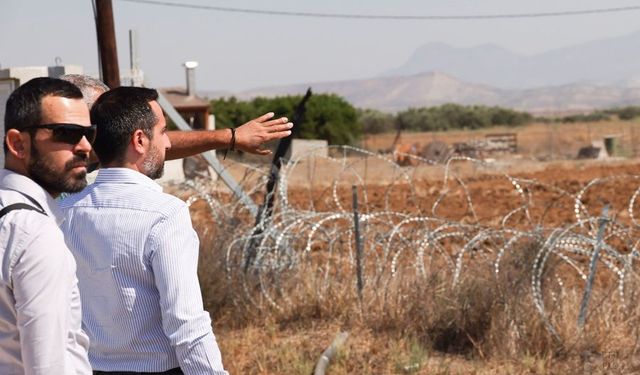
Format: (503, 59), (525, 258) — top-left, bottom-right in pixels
(383, 31), (640, 89)
(202, 31), (640, 114)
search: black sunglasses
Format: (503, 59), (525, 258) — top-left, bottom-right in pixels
(21, 123), (97, 145)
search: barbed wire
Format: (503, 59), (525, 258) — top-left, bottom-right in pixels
(176, 146), (640, 335)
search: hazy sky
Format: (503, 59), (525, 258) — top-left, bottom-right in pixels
(2, 0), (640, 91)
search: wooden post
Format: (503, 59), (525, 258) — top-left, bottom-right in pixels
(95, 0), (120, 88)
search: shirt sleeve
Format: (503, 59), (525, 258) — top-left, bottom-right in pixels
(66, 279), (92, 375)
(148, 204), (228, 375)
(12, 223), (73, 375)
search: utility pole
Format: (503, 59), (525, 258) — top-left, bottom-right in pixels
(95, 0), (120, 88)
(129, 29), (144, 86)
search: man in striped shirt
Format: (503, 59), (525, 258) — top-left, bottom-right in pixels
(60, 87), (227, 374)
(60, 74), (294, 165)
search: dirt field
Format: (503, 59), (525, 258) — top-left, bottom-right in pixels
(180, 123), (640, 374)
(210, 119), (640, 231)
(363, 119), (640, 159)
(222, 152), (640, 229)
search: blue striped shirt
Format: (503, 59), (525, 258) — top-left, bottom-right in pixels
(59, 168), (227, 374)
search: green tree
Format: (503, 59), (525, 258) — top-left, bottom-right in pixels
(210, 93), (360, 145)
(304, 94), (359, 145)
(357, 109), (396, 134)
(616, 106), (640, 120)
(395, 104), (533, 132)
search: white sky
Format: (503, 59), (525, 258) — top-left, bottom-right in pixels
(2, 0), (640, 91)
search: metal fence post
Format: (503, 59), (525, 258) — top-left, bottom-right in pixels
(352, 185), (364, 302)
(577, 205), (609, 329)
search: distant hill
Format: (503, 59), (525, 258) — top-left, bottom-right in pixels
(202, 71), (640, 114)
(383, 31), (640, 89)
(200, 31), (640, 114)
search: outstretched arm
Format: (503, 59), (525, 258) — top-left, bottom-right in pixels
(165, 112), (293, 160)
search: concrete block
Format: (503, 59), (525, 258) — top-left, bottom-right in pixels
(0, 66), (49, 85)
(157, 159), (185, 184)
(286, 139), (329, 161)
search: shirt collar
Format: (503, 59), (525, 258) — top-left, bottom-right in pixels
(0, 168), (64, 224)
(94, 168), (163, 192)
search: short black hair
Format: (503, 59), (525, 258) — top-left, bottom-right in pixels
(4, 77), (83, 154)
(90, 86), (159, 165)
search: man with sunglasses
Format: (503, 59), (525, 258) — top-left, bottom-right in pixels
(60, 87), (227, 374)
(0, 77), (92, 374)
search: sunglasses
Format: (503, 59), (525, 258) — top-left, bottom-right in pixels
(22, 123), (97, 145)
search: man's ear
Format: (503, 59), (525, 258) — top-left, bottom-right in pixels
(5, 129), (28, 159)
(132, 129), (148, 155)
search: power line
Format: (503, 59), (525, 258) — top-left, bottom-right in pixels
(117, 0), (640, 20)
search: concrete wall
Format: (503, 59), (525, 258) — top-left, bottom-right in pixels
(286, 139), (329, 161)
(156, 159), (185, 184)
(0, 66), (49, 86)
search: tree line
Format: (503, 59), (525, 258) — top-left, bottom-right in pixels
(359, 104), (533, 134)
(209, 94), (640, 145)
(552, 106), (640, 123)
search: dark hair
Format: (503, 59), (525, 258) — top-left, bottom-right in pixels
(4, 77), (83, 154)
(90, 86), (159, 165)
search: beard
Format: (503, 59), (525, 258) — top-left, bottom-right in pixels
(142, 143), (165, 180)
(28, 145), (89, 195)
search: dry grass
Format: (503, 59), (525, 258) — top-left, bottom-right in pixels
(191, 209), (640, 374)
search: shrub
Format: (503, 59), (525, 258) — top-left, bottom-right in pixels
(394, 104), (533, 132)
(560, 112), (610, 123)
(615, 106), (640, 120)
(357, 109), (396, 134)
(210, 94), (360, 145)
